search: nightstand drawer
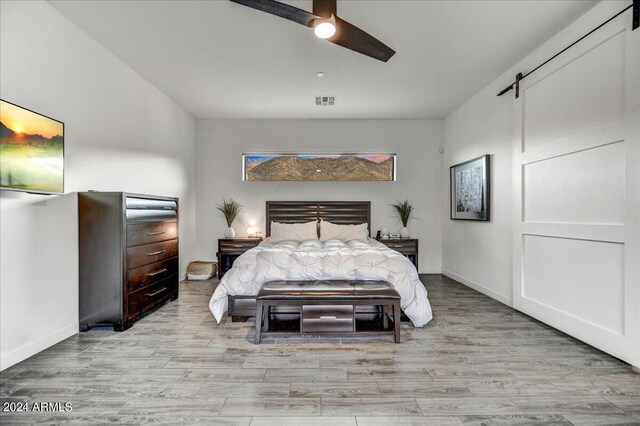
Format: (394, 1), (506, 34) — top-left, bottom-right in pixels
(219, 240), (261, 251)
(383, 240), (416, 251)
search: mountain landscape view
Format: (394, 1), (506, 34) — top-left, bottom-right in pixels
(245, 155), (395, 181)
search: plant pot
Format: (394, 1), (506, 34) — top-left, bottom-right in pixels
(400, 227), (409, 238)
(224, 227), (236, 238)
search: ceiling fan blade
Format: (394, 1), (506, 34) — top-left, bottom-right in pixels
(230, 0), (317, 27)
(313, 0), (336, 18)
(329, 16), (395, 62)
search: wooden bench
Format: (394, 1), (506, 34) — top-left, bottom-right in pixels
(255, 280), (401, 343)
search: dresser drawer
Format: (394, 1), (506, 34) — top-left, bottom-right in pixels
(127, 257), (179, 293)
(127, 221), (177, 247)
(302, 305), (354, 333)
(126, 209), (177, 222)
(126, 197), (177, 210)
(127, 275), (177, 319)
(127, 239), (178, 269)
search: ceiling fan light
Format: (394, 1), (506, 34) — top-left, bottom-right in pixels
(314, 20), (336, 39)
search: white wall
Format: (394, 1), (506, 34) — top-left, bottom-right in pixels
(441, 86), (514, 304)
(196, 119), (443, 273)
(442, 0), (639, 366)
(0, 0), (197, 370)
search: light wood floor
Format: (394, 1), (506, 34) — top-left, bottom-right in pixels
(1, 275), (639, 425)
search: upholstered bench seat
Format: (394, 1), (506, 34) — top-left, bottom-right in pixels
(256, 280), (401, 299)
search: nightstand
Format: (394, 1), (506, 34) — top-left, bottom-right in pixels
(217, 237), (263, 278)
(378, 238), (419, 270)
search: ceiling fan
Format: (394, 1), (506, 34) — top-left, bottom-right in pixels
(229, 0), (396, 62)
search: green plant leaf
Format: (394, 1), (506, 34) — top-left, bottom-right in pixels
(390, 199), (414, 227)
(216, 198), (243, 227)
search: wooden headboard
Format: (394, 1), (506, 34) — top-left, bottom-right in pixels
(266, 201), (371, 237)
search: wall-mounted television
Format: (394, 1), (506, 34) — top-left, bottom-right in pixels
(0, 99), (64, 194)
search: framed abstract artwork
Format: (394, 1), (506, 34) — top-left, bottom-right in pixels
(242, 153), (396, 181)
(0, 99), (64, 194)
(450, 154), (490, 221)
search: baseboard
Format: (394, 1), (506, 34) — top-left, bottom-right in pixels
(180, 273), (187, 282)
(442, 269), (513, 307)
(0, 323), (78, 371)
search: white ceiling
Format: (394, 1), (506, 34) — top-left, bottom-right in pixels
(49, 0), (596, 119)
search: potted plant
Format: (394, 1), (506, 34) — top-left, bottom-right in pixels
(391, 200), (415, 238)
(217, 198), (242, 238)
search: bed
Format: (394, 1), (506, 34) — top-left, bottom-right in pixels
(208, 201), (433, 327)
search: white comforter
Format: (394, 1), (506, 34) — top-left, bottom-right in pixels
(209, 239), (433, 327)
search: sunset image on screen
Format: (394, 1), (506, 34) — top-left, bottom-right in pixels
(0, 100), (64, 193)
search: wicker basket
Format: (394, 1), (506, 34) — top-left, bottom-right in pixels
(186, 261), (217, 280)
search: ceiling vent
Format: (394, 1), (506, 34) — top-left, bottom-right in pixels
(316, 96), (335, 106)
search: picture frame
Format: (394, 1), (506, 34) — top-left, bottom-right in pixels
(450, 154), (490, 221)
(242, 153), (396, 182)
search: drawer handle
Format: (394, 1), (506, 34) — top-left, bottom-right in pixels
(147, 268), (167, 277)
(230, 245), (244, 248)
(146, 231), (165, 236)
(147, 250), (167, 256)
(319, 316), (338, 320)
(392, 245), (404, 248)
(147, 287), (167, 297)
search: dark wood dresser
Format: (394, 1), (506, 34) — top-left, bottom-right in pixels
(217, 238), (262, 278)
(79, 192), (179, 331)
(378, 238), (419, 269)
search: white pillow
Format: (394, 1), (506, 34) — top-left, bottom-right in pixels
(320, 220), (369, 242)
(270, 221), (318, 242)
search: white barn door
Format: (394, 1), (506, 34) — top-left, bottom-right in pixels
(512, 13), (639, 367)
